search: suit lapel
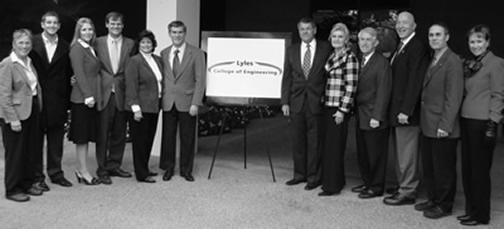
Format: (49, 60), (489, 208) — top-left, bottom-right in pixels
(50, 40), (67, 65)
(12, 63), (33, 88)
(360, 52), (376, 76)
(164, 46), (174, 78)
(33, 36), (50, 67)
(175, 46), (191, 79)
(99, 38), (114, 72)
(118, 40), (130, 72)
(293, 45), (303, 77)
(424, 48), (451, 88)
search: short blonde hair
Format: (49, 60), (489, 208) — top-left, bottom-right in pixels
(328, 22), (350, 43)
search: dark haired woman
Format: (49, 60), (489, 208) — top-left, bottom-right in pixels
(125, 30), (163, 183)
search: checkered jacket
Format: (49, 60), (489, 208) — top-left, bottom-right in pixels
(324, 47), (359, 113)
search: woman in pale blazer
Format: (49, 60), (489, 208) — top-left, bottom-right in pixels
(68, 17), (101, 185)
(125, 30), (163, 183)
(459, 24), (504, 226)
(0, 29), (44, 202)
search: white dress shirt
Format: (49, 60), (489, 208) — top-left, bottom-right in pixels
(169, 42), (186, 68)
(42, 33), (58, 63)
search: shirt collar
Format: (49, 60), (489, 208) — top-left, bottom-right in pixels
(434, 46), (448, 61)
(363, 51), (375, 63)
(172, 42), (186, 53)
(108, 34), (123, 43)
(140, 51), (152, 59)
(10, 51), (32, 67)
(77, 39), (92, 48)
(401, 32), (416, 46)
(302, 39), (316, 49)
(42, 33), (58, 45)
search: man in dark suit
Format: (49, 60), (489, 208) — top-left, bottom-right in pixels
(29, 11), (73, 190)
(415, 23), (463, 219)
(281, 17), (331, 190)
(160, 20), (206, 182)
(94, 12), (135, 184)
(384, 11), (430, 205)
(353, 27), (392, 199)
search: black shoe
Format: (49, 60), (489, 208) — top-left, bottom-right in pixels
(162, 170), (173, 181)
(25, 187), (43, 196)
(181, 173), (195, 182)
(33, 181), (50, 192)
(423, 206), (451, 219)
(138, 177), (156, 183)
(97, 175), (111, 185)
(51, 177), (73, 187)
(148, 171), (158, 176)
(457, 214), (472, 221)
(351, 184), (368, 193)
(318, 191), (338, 196)
(414, 200), (436, 211)
(6, 193), (30, 202)
(383, 194), (415, 206)
(358, 189), (383, 199)
(285, 178), (307, 186)
(75, 171), (101, 185)
(304, 182), (320, 190)
(109, 168), (132, 178)
(460, 219), (488, 226)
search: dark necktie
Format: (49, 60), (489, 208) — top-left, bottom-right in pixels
(302, 44), (311, 78)
(173, 49), (180, 76)
(391, 41), (404, 64)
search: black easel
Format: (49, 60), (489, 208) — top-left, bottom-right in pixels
(207, 107), (276, 182)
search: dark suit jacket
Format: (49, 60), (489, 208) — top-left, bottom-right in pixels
(29, 34), (72, 128)
(0, 55), (43, 123)
(94, 36), (134, 111)
(389, 34), (430, 126)
(420, 48), (464, 138)
(160, 43), (206, 112)
(125, 53), (163, 113)
(281, 40), (332, 114)
(356, 52), (392, 130)
(69, 42), (101, 109)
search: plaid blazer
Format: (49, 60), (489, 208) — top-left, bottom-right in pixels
(324, 47), (359, 113)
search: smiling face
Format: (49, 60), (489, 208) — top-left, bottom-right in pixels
(428, 25), (449, 51)
(358, 31), (378, 55)
(79, 23), (94, 43)
(298, 22), (316, 43)
(468, 33), (489, 56)
(330, 30), (347, 50)
(106, 17), (124, 38)
(13, 34), (32, 59)
(169, 26), (186, 47)
(395, 12), (416, 40)
(139, 37), (153, 54)
(41, 15), (60, 36)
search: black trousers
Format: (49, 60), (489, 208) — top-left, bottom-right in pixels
(321, 107), (349, 193)
(290, 101), (322, 183)
(34, 121), (66, 182)
(96, 95), (127, 176)
(2, 97), (40, 196)
(355, 127), (389, 193)
(160, 106), (196, 174)
(421, 135), (457, 211)
(460, 118), (494, 223)
(129, 112), (158, 180)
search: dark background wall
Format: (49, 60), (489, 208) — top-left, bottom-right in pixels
(0, 0), (146, 58)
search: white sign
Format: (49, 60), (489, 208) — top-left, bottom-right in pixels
(206, 37), (285, 98)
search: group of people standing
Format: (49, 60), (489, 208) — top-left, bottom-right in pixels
(281, 11), (503, 226)
(0, 11), (205, 203)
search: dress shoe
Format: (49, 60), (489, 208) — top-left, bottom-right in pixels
(97, 175), (112, 185)
(51, 177), (73, 187)
(75, 171), (101, 185)
(414, 200), (436, 211)
(25, 187), (43, 196)
(358, 189), (383, 199)
(138, 177), (156, 183)
(109, 168), (132, 178)
(457, 214), (472, 221)
(162, 170), (173, 181)
(33, 181), (50, 192)
(149, 171), (158, 176)
(460, 219), (488, 226)
(351, 184), (368, 193)
(285, 178), (307, 186)
(181, 173), (195, 182)
(423, 206), (451, 219)
(318, 191), (338, 196)
(304, 182), (321, 190)
(383, 194), (415, 206)
(6, 193), (30, 202)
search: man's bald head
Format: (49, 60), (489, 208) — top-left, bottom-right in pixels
(396, 11), (416, 40)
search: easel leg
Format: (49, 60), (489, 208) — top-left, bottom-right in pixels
(243, 111), (247, 169)
(207, 111), (227, 179)
(259, 108), (276, 182)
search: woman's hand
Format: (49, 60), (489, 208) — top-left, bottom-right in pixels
(10, 120), (21, 132)
(133, 110), (143, 122)
(333, 111), (344, 124)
